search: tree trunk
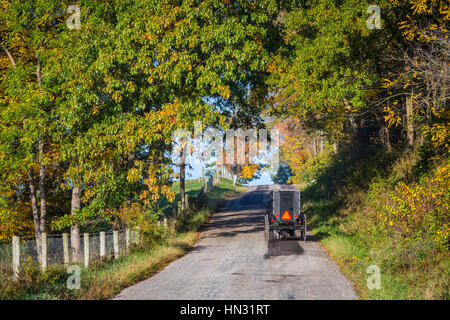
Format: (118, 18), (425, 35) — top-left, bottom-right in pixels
(380, 121), (392, 151)
(127, 151), (135, 170)
(70, 185), (82, 262)
(179, 162), (185, 213)
(38, 138), (46, 235)
(349, 116), (358, 134)
(36, 52), (47, 249)
(333, 142), (338, 154)
(406, 92), (414, 149)
(319, 131), (324, 152)
(127, 151), (136, 203)
(28, 169), (42, 264)
(313, 135), (317, 155)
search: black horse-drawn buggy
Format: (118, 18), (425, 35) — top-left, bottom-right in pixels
(265, 189), (306, 241)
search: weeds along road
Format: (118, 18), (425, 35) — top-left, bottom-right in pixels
(114, 185), (358, 300)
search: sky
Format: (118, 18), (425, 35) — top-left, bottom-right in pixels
(182, 163), (274, 186)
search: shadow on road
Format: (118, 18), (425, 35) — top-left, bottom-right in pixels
(264, 239), (304, 259)
(206, 213), (265, 238)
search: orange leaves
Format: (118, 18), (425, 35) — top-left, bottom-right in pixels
(143, 33), (155, 41)
(254, 35), (262, 47)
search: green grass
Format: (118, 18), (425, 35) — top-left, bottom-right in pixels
(0, 178), (245, 300)
(171, 179), (206, 194)
(158, 178), (210, 213)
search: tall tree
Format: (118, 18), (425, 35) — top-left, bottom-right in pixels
(0, 0), (67, 261)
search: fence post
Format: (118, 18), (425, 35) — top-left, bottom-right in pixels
(63, 233), (69, 266)
(185, 194), (189, 212)
(100, 231), (105, 258)
(126, 228), (130, 253)
(113, 231), (119, 259)
(84, 233), (90, 268)
(177, 200), (182, 216)
(136, 227), (141, 245)
(41, 232), (47, 271)
(12, 236), (20, 280)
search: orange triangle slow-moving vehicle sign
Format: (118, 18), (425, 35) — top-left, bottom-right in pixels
(281, 210), (292, 220)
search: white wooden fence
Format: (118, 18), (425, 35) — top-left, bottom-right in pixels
(1, 228), (140, 280)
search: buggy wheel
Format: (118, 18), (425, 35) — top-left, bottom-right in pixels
(264, 214), (269, 242)
(301, 214), (307, 241)
(288, 229), (295, 239)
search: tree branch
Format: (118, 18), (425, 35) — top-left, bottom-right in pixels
(1, 42), (16, 69)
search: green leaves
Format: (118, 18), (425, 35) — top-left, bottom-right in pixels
(268, 0), (384, 139)
(0, 0), (283, 236)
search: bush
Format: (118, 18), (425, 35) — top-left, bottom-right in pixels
(382, 162), (449, 251)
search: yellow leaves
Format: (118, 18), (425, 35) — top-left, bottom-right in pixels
(111, 91), (122, 102)
(266, 62), (276, 73)
(382, 161), (450, 246)
(82, 188), (95, 203)
(398, 0), (449, 42)
(127, 168), (140, 183)
(0, 207), (34, 240)
(381, 78), (394, 89)
(139, 190), (148, 201)
(254, 35), (262, 47)
(383, 106), (402, 128)
(423, 120), (450, 149)
(240, 164), (259, 180)
(403, 81), (410, 89)
(217, 85), (231, 100)
(411, 0), (429, 15)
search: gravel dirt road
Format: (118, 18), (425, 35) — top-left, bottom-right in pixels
(114, 185), (358, 300)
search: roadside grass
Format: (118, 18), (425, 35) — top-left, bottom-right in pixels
(171, 179), (206, 194)
(317, 231), (448, 299)
(79, 232), (198, 300)
(318, 233), (412, 299)
(0, 178), (244, 300)
(158, 178), (209, 213)
(302, 143), (449, 300)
